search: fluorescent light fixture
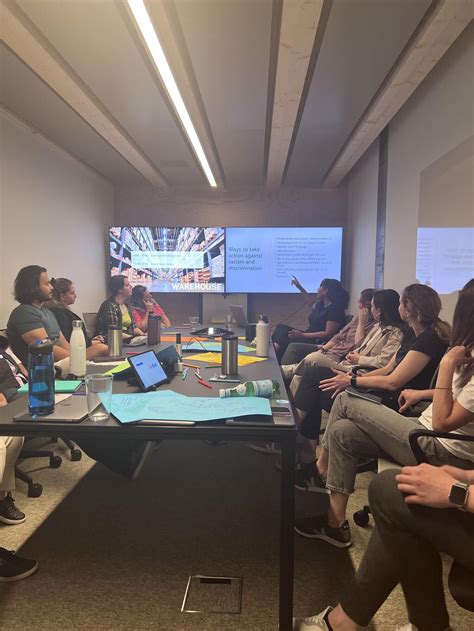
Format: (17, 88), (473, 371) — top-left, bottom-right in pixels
(128, 0), (217, 188)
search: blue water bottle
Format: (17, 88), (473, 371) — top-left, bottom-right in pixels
(28, 339), (55, 416)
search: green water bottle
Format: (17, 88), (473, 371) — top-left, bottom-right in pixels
(219, 379), (280, 399)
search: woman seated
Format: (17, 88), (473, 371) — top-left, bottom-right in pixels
(281, 288), (376, 379)
(291, 288), (407, 466)
(94, 275), (143, 340)
(44, 278), (108, 360)
(272, 278), (349, 362)
(130, 285), (171, 330)
(293, 280), (473, 549)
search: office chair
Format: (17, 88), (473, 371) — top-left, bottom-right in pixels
(82, 312), (98, 338)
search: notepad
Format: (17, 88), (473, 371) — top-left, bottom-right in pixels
(17, 380), (82, 394)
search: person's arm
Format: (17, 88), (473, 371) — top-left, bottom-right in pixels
(398, 388), (434, 413)
(355, 328), (403, 369)
(291, 276), (316, 308)
(396, 463), (474, 513)
(0, 393), (6, 406)
(430, 346), (474, 432)
(21, 328), (69, 361)
(131, 308), (147, 332)
(289, 320), (341, 342)
(354, 310), (369, 346)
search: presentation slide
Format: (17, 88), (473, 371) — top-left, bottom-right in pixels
(226, 227), (343, 293)
(109, 226), (225, 293)
(416, 227), (474, 294)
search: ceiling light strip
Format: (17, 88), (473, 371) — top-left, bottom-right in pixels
(128, 0), (217, 188)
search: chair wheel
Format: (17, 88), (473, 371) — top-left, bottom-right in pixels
(28, 482), (43, 498)
(353, 507), (370, 527)
(50, 455), (62, 468)
(70, 449), (82, 461)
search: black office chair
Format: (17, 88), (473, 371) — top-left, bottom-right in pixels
(409, 428), (474, 612)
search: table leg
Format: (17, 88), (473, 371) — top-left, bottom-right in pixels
(279, 432), (296, 630)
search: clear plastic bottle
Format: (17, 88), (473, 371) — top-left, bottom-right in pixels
(256, 315), (270, 357)
(70, 320), (86, 377)
(219, 379), (280, 399)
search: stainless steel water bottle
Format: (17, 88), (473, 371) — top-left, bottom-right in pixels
(108, 325), (123, 357)
(221, 334), (238, 376)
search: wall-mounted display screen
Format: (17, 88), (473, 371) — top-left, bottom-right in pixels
(109, 227), (225, 293)
(416, 227), (474, 294)
(225, 227), (343, 293)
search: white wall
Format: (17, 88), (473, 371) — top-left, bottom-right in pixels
(384, 23), (473, 320)
(345, 138), (379, 313)
(345, 23), (473, 322)
(0, 111), (114, 326)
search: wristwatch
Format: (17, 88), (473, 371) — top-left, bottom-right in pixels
(448, 482), (470, 510)
(350, 375), (358, 388)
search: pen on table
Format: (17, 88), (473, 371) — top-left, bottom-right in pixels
(183, 362), (200, 369)
(182, 367), (189, 381)
(197, 379), (212, 389)
(194, 370), (203, 380)
(202, 365), (217, 369)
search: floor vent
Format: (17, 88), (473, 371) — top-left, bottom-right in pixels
(181, 575), (243, 614)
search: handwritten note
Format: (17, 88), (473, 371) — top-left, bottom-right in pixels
(108, 391), (271, 424)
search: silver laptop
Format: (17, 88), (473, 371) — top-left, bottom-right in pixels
(229, 305), (254, 327)
(13, 395), (97, 423)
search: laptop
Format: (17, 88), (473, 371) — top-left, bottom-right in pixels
(229, 305), (255, 328)
(13, 395), (96, 423)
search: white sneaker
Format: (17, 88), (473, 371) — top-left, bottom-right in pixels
(293, 606), (332, 630)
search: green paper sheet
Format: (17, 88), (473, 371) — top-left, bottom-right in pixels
(17, 380), (82, 394)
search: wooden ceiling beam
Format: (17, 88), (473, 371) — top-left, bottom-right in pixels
(0, 0), (168, 188)
(323, 0), (473, 188)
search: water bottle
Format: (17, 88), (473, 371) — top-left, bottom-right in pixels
(221, 334), (238, 376)
(147, 314), (161, 345)
(28, 339), (55, 415)
(256, 315), (270, 357)
(219, 379), (280, 399)
(108, 325), (123, 357)
(69, 320), (86, 377)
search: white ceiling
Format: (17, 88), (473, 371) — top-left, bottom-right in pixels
(0, 0), (470, 190)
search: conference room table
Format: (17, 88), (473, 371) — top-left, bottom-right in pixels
(0, 331), (296, 630)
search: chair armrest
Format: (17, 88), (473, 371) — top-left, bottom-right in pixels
(409, 428), (474, 464)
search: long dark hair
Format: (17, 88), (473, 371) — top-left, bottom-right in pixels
(108, 275), (126, 297)
(320, 278), (349, 310)
(373, 289), (404, 329)
(13, 265), (47, 304)
(131, 285), (147, 307)
(50, 277), (72, 303)
(451, 278), (474, 387)
(401, 284), (451, 344)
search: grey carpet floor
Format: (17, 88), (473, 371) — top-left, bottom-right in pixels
(1, 439), (471, 630)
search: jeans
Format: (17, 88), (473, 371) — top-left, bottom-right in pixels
(322, 391), (473, 495)
(280, 342), (322, 366)
(341, 469), (474, 630)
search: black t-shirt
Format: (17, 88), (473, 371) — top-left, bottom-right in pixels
(394, 328), (448, 390)
(47, 305), (91, 347)
(307, 301), (346, 336)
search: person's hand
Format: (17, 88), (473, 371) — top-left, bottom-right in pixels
(291, 276), (304, 292)
(438, 465), (474, 486)
(287, 329), (306, 341)
(0, 393), (7, 407)
(441, 345), (473, 369)
(398, 389), (423, 413)
(396, 463), (459, 508)
(358, 306), (370, 322)
(144, 299), (155, 313)
(319, 370), (351, 396)
(346, 351), (360, 364)
(92, 335), (105, 345)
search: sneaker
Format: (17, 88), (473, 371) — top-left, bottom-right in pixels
(293, 605), (333, 630)
(295, 462), (329, 493)
(248, 442), (281, 455)
(0, 493), (26, 525)
(130, 441), (155, 481)
(294, 516), (352, 548)
(0, 548), (38, 582)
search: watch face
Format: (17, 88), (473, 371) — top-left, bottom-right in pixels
(449, 483), (468, 506)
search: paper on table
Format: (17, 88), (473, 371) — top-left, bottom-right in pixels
(182, 342), (254, 353)
(17, 380), (82, 394)
(108, 391), (271, 424)
(184, 352), (268, 366)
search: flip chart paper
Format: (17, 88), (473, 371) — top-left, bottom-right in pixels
(108, 391), (271, 424)
(184, 352), (268, 366)
(182, 342), (254, 353)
